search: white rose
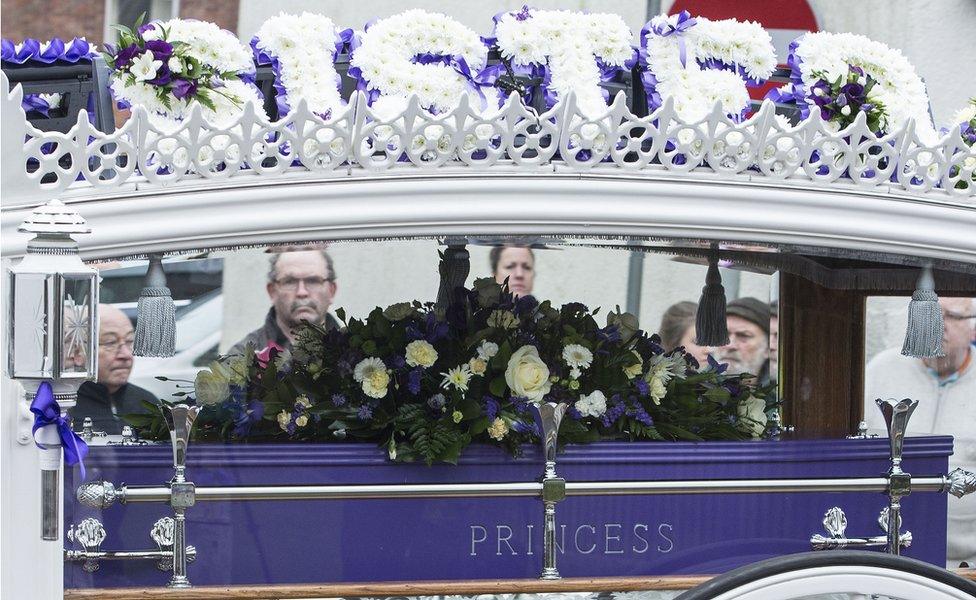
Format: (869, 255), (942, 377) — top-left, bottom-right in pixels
(737, 396), (768, 438)
(505, 345), (552, 403)
(405, 339), (438, 368)
(477, 340), (499, 360)
(575, 390), (607, 418)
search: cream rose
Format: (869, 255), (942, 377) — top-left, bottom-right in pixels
(737, 396), (768, 438)
(405, 339), (438, 368)
(487, 417), (510, 441)
(468, 357), (487, 376)
(505, 345), (552, 402)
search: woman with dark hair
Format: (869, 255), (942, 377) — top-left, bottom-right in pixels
(490, 245), (535, 297)
(659, 300), (711, 365)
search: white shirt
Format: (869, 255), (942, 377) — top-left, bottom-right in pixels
(864, 346), (976, 567)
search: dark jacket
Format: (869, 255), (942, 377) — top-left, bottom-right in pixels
(70, 381), (159, 435)
(227, 307), (339, 356)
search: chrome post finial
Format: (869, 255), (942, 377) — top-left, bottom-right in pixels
(532, 401), (568, 580)
(947, 468), (976, 499)
(875, 398), (918, 556)
(160, 403), (199, 588)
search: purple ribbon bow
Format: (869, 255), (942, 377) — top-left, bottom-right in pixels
(652, 10), (697, 67)
(30, 382), (88, 480)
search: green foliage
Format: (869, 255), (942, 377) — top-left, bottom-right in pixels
(127, 278), (775, 464)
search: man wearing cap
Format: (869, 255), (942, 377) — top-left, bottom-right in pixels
(716, 297), (772, 384)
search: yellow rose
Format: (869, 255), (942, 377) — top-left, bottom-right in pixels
(623, 352), (643, 380)
(405, 339), (439, 368)
(468, 357), (487, 376)
(487, 417), (510, 441)
(194, 367), (230, 406)
(505, 345), (552, 402)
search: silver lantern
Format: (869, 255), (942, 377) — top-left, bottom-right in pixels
(7, 198), (98, 540)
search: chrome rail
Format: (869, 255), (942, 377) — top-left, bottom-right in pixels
(79, 475), (954, 505)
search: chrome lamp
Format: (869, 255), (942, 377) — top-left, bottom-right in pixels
(7, 198), (98, 540)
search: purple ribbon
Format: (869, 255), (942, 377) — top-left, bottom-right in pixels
(22, 93), (53, 116)
(30, 382), (88, 480)
(650, 10), (697, 67)
(1, 37), (95, 64)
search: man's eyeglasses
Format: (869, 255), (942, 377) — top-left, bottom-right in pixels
(274, 276), (331, 291)
(99, 338), (134, 353)
(944, 310), (976, 322)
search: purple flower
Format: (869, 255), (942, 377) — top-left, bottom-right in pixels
(331, 393), (347, 407)
(408, 368), (422, 395)
(635, 378), (649, 397)
(147, 64), (171, 86)
(115, 44), (140, 67)
(427, 393), (447, 411)
(137, 23), (157, 36)
(512, 398), (530, 414)
(144, 39), (173, 61)
(840, 82), (865, 102)
(232, 399), (264, 437)
(567, 406), (582, 420)
(633, 404), (654, 426)
(357, 404), (373, 421)
(390, 355), (407, 370)
(707, 354), (729, 374)
(514, 5), (532, 21)
(484, 396), (499, 421)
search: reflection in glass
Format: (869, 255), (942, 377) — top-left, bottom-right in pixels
(11, 272), (50, 378)
(60, 276), (94, 377)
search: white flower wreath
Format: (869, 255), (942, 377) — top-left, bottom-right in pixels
(493, 7), (633, 118)
(784, 31), (936, 141)
(110, 18), (262, 128)
(349, 9), (489, 119)
(641, 11), (776, 122)
(252, 12), (345, 119)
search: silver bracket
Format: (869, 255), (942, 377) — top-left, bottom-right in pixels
(151, 517), (198, 572)
(810, 506), (912, 551)
(67, 518), (107, 572)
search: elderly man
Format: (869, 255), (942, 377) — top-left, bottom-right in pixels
(715, 297), (772, 383)
(70, 305), (158, 435)
(864, 297), (976, 567)
(230, 249), (340, 354)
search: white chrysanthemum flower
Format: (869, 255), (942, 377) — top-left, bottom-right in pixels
(562, 344), (594, 370)
(405, 339), (439, 368)
(354, 357), (386, 382)
(441, 364), (473, 392)
(575, 390), (607, 418)
(487, 417), (510, 441)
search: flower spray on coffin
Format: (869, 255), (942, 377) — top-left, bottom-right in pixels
(133, 280), (776, 465)
(104, 16), (266, 175)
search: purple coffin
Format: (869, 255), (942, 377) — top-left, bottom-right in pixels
(64, 437), (951, 588)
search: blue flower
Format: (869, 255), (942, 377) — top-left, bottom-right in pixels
(427, 393), (446, 411)
(707, 354), (729, 374)
(635, 378), (649, 397)
(633, 404), (654, 426)
(232, 399), (264, 437)
(357, 404), (373, 421)
(408, 368), (422, 395)
(331, 393), (347, 407)
(390, 355), (407, 369)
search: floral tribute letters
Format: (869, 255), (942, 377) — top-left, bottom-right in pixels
(491, 6), (634, 118)
(640, 11), (777, 122)
(769, 32), (937, 141)
(349, 9), (490, 118)
(251, 12), (348, 119)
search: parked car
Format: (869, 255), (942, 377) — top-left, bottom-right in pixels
(128, 291), (222, 401)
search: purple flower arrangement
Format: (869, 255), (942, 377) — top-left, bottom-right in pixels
(807, 65), (887, 132)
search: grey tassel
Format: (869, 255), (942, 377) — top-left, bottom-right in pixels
(695, 252), (730, 346)
(435, 244), (470, 311)
(901, 264), (944, 358)
(134, 254), (176, 357)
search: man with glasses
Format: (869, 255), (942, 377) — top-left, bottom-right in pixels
(229, 249), (340, 355)
(864, 297), (976, 568)
(69, 305), (158, 435)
